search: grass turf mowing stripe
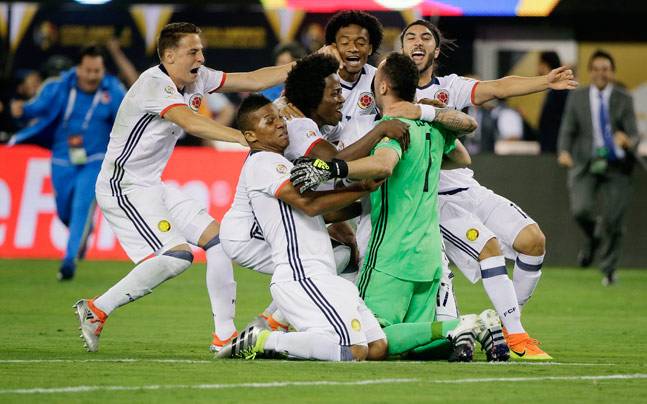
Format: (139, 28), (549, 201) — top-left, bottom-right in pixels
(2, 374), (646, 395)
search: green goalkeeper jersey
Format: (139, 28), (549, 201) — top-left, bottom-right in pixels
(359, 116), (456, 283)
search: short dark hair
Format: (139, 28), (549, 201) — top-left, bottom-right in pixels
(284, 53), (339, 117)
(273, 42), (306, 64)
(78, 44), (105, 64)
(399, 19), (455, 53)
(236, 94), (272, 133)
(588, 49), (615, 71)
(157, 22), (201, 60)
(539, 51), (561, 70)
(381, 53), (418, 102)
(324, 11), (383, 54)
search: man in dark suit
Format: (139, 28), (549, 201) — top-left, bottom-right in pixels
(557, 50), (639, 286)
(538, 51), (569, 153)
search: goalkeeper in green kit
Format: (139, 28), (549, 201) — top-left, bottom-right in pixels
(290, 53), (497, 361)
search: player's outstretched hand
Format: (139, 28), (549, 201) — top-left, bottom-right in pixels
(376, 119), (410, 152)
(547, 66), (578, 90)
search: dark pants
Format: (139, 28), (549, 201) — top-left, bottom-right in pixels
(568, 165), (632, 275)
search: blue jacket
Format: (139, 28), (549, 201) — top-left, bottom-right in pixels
(11, 69), (125, 154)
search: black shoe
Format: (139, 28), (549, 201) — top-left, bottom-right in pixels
(58, 263), (75, 281)
(577, 237), (600, 268)
(601, 272), (617, 286)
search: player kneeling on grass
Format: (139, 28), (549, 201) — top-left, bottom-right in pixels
(289, 53), (499, 362)
(216, 95), (387, 361)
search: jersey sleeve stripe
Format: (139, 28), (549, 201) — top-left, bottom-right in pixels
(160, 103), (187, 118)
(208, 72), (227, 94)
(274, 178), (290, 197)
(304, 138), (325, 156)
(470, 81), (480, 105)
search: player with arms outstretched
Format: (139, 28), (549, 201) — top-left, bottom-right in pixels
(401, 19), (577, 360)
(74, 22), (298, 352)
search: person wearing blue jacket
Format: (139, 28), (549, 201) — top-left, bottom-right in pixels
(11, 45), (126, 280)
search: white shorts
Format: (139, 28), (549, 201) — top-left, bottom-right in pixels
(221, 237), (274, 275)
(97, 184), (214, 263)
(439, 186), (536, 283)
(270, 274), (385, 346)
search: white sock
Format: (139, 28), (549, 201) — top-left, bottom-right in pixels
(262, 301), (278, 317)
(480, 255), (524, 334)
(205, 243), (237, 339)
(436, 266), (459, 321)
(94, 251), (193, 315)
(513, 253), (544, 307)
(264, 331), (351, 361)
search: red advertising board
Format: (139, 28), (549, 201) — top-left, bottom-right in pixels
(0, 145), (247, 262)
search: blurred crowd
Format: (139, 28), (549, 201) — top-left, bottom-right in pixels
(0, 31), (642, 157)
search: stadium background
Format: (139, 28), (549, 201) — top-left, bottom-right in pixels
(1, 0), (645, 265)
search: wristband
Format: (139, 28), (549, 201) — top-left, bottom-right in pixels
(419, 104), (437, 122)
(330, 158), (349, 178)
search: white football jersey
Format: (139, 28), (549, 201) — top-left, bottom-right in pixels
(416, 74), (481, 193)
(243, 151), (336, 282)
(322, 64), (378, 150)
(284, 117), (329, 161)
(96, 65), (225, 196)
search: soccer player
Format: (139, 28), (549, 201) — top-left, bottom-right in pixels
(401, 19), (577, 360)
(209, 53), (412, 352)
(292, 53), (488, 362)
(216, 94), (387, 361)
(73, 22), (299, 352)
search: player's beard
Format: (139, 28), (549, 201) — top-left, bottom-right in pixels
(419, 56), (435, 79)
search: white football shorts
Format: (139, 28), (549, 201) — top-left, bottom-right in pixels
(270, 274), (385, 346)
(439, 186), (536, 283)
(96, 183), (214, 263)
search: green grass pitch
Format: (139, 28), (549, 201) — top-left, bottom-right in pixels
(1, 259), (646, 403)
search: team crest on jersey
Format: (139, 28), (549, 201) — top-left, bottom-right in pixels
(101, 92), (111, 104)
(306, 130), (317, 138)
(164, 85), (175, 94)
(434, 89), (450, 105)
(466, 228), (479, 241)
(276, 164), (288, 174)
(357, 92), (375, 111)
(189, 94), (203, 111)
(158, 220), (171, 232)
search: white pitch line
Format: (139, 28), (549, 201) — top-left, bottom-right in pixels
(1, 374), (646, 395)
(0, 359), (616, 367)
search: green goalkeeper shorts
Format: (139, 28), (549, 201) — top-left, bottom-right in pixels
(361, 268), (441, 328)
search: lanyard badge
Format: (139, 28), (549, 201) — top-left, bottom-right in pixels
(64, 86), (102, 165)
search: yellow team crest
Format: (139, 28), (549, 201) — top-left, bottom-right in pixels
(351, 318), (362, 331)
(158, 220), (171, 232)
(466, 228), (479, 241)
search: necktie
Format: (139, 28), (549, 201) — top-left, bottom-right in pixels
(598, 92), (617, 161)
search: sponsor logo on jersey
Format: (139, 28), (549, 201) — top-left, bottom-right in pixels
(434, 89), (450, 105)
(164, 85), (175, 94)
(306, 130), (317, 138)
(466, 228), (479, 241)
(189, 94), (203, 111)
(351, 318), (362, 331)
(158, 220), (171, 232)
(357, 92), (375, 110)
(276, 164), (288, 174)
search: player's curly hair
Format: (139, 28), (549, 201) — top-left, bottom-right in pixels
(381, 53), (418, 103)
(324, 11), (383, 54)
(284, 53), (340, 117)
(236, 93), (272, 132)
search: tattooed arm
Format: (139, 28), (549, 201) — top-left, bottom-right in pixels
(433, 108), (478, 135)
